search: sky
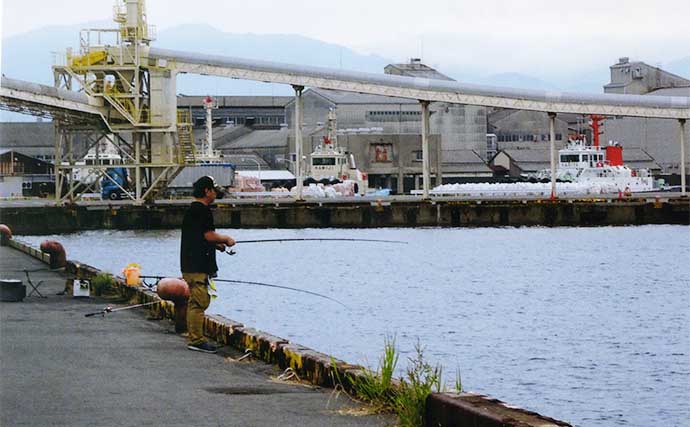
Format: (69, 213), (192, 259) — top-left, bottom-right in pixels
(1, 0), (689, 78)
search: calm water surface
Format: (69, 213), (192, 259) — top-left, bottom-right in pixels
(22, 226), (690, 427)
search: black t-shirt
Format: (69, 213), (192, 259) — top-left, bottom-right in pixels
(180, 201), (218, 275)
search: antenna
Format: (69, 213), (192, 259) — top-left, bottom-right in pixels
(419, 37), (424, 62)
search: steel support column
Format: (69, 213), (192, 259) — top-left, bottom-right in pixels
(54, 127), (63, 204)
(549, 112), (557, 199)
(436, 131), (443, 187)
(135, 133), (142, 202)
(421, 100), (431, 199)
(680, 119), (687, 196)
(293, 85), (304, 200)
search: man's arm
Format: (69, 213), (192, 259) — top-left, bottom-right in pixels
(204, 230), (235, 247)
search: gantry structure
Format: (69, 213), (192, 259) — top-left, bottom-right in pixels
(1, 0), (688, 203)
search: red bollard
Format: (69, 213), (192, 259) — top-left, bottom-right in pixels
(0, 224), (12, 246)
(157, 278), (190, 334)
(40, 240), (67, 269)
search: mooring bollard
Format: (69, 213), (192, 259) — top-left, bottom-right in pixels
(156, 278), (190, 334)
(0, 224), (12, 246)
(40, 240), (67, 269)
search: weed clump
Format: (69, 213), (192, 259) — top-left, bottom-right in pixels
(332, 337), (451, 427)
(91, 273), (115, 296)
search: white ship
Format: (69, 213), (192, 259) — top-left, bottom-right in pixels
(303, 109), (369, 196)
(427, 139), (656, 197)
(533, 137), (655, 193)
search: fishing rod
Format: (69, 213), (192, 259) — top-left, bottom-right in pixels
(224, 237), (407, 256)
(84, 300), (160, 317)
(234, 238), (407, 245)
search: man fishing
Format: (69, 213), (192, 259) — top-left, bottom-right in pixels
(181, 176), (235, 354)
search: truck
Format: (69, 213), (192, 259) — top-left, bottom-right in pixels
(101, 167), (130, 200)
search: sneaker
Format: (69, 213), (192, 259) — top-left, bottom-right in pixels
(187, 342), (217, 354)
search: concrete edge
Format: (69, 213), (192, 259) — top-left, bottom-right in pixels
(4, 239), (573, 427)
(426, 392), (573, 427)
(8, 238), (51, 264)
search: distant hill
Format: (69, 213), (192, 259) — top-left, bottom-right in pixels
(666, 56), (690, 78)
(156, 24), (391, 96)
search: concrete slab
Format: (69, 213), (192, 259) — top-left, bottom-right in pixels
(0, 245), (392, 426)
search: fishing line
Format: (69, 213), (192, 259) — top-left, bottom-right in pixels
(213, 278), (348, 308)
(137, 275), (347, 308)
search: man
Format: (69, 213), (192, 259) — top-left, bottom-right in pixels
(181, 176), (235, 353)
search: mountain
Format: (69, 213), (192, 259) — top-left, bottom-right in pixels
(471, 72), (561, 91)
(1, 21), (112, 86)
(155, 24), (391, 96)
(666, 56), (690, 79)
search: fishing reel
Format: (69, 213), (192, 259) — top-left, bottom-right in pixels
(225, 249), (236, 256)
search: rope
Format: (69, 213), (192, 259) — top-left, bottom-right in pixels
(237, 349), (254, 362)
(276, 368), (300, 382)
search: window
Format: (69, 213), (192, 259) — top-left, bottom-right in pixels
(373, 144), (391, 162)
(312, 157), (336, 166)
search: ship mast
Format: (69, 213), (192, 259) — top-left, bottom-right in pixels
(590, 115), (605, 148)
(325, 108), (338, 149)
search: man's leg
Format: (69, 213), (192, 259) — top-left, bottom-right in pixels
(182, 273), (210, 346)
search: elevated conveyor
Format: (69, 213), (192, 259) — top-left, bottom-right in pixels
(0, 76), (108, 127)
(150, 47), (690, 120)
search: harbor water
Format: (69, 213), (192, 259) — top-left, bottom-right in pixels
(22, 225), (689, 427)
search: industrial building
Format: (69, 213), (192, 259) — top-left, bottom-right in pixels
(601, 57), (690, 174)
(0, 122), (58, 162)
(177, 95), (291, 128)
(2, 55), (687, 195)
(482, 58), (689, 178)
(0, 149), (55, 197)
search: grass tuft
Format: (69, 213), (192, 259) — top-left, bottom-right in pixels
(331, 337), (447, 427)
(392, 341), (443, 427)
(91, 272), (115, 296)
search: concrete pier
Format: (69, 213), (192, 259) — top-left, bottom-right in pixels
(0, 244), (391, 426)
(0, 196), (688, 234)
(1, 238), (573, 426)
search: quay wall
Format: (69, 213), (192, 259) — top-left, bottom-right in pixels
(3, 236), (572, 427)
(1, 197), (689, 234)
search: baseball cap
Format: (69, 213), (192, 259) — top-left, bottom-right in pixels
(193, 176), (225, 198)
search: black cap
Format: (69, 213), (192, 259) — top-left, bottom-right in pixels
(192, 176), (225, 199)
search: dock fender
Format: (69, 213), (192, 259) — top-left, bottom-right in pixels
(156, 278), (190, 302)
(40, 240), (67, 269)
(0, 224), (12, 245)
(157, 278), (190, 333)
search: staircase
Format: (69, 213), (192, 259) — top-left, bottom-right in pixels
(176, 110), (196, 164)
(140, 111), (197, 201)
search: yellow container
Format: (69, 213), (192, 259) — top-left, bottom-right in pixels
(123, 263), (141, 286)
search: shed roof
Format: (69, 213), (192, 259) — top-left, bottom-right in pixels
(220, 129), (289, 150)
(442, 150), (493, 173)
(307, 88), (418, 105)
(177, 95), (292, 108)
(0, 122), (54, 148)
